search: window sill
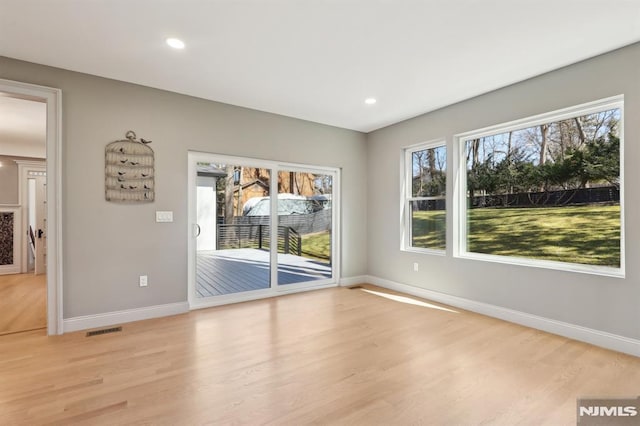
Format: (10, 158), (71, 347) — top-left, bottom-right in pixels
(402, 247), (446, 256)
(455, 251), (624, 279)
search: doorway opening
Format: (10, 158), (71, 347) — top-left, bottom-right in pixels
(0, 79), (62, 335)
(0, 96), (47, 335)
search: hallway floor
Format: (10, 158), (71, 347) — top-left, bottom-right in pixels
(0, 273), (46, 335)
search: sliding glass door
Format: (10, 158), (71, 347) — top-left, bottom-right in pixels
(194, 162), (272, 298)
(188, 152), (339, 307)
(276, 169), (333, 286)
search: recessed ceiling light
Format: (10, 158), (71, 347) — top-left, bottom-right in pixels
(364, 98), (377, 105)
(166, 38), (185, 49)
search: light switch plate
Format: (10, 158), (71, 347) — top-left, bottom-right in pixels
(156, 211), (173, 222)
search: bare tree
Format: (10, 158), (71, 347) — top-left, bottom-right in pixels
(427, 148), (436, 180)
(471, 139), (480, 167)
(289, 171), (296, 194)
(235, 167), (243, 216)
(224, 165), (235, 224)
(413, 150), (426, 196)
(539, 124), (549, 166)
(574, 117), (586, 146)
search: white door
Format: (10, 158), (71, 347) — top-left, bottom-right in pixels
(196, 176), (217, 251)
(275, 168), (335, 289)
(33, 175), (47, 275)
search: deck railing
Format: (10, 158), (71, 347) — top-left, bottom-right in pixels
(217, 224), (301, 256)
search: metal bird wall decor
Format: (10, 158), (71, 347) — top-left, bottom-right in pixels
(105, 130), (155, 202)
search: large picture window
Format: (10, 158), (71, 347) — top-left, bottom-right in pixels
(403, 141), (447, 252)
(455, 96), (623, 275)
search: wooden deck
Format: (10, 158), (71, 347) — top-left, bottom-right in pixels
(196, 248), (332, 297)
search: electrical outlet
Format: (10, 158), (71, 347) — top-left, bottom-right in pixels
(139, 275), (148, 287)
(156, 211), (173, 223)
(413, 262), (419, 272)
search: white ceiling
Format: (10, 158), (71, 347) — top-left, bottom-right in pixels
(1, 0), (639, 132)
(0, 94), (46, 158)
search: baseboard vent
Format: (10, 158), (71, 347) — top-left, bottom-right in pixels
(348, 285), (364, 290)
(86, 326), (122, 337)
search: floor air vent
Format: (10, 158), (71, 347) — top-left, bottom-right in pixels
(86, 326), (122, 337)
(348, 285), (364, 290)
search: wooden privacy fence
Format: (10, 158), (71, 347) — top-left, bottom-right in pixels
(231, 209), (332, 234)
(413, 186), (620, 211)
(217, 224), (301, 256)
(469, 186), (619, 208)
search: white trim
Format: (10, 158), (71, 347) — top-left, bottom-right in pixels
(332, 168), (341, 286)
(187, 153), (198, 307)
(0, 79), (63, 335)
(402, 247), (447, 257)
(187, 150), (341, 174)
(459, 251), (623, 278)
(63, 302), (189, 333)
(366, 275), (640, 358)
(189, 282), (338, 310)
(453, 95), (624, 278)
(455, 95), (625, 141)
(401, 139), (447, 253)
(16, 160), (46, 273)
(270, 162), (279, 290)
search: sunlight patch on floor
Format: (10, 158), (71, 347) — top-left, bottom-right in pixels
(360, 288), (458, 313)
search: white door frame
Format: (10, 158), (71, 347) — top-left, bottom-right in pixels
(196, 175), (218, 251)
(0, 78), (63, 335)
(187, 151), (340, 310)
(15, 160), (46, 273)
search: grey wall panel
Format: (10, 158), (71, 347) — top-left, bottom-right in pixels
(367, 43), (640, 340)
(0, 57), (367, 318)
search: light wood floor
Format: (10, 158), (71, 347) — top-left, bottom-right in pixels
(0, 284), (639, 425)
(0, 273), (46, 335)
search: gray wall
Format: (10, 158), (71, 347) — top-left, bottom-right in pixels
(0, 156), (19, 204)
(367, 43), (640, 340)
(0, 155), (44, 204)
(0, 57), (368, 318)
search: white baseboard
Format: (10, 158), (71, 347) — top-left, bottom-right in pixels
(363, 275), (640, 358)
(63, 302), (189, 333)
(339, 275), (368, 287)
(60, 277), (640, 358)
(189, 281), (338, 310)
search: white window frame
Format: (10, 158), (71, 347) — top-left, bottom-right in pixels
(452, 95), (625, 277)
(401, 139), (447, 255)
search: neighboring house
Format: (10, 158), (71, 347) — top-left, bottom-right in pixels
(233, 178), (269, 215)
(227, 167), (323, 217)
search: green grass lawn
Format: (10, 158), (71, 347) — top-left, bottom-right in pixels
(301, 231), (331, 263)
(413, 205), (620, 267)
(219, 229), (332, 263)
(412, 210), (446, 250)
